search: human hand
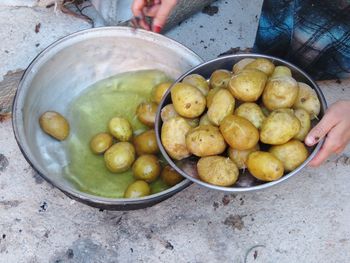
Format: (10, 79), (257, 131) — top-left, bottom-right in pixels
(305, 100), (350, 166)
(131, 0), (178, 32)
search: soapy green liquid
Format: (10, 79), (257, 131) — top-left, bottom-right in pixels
(64, 70), (172, 198)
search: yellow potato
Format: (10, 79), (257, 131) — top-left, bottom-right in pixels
(199, 113), (213, 126)
(133, 129), (159, 155)
(90, 133), (113, 154)
(161, 165), (184, 186)
(153, 82), (172, 104)
(185, 125), (226, 157)
(228, 144), (260, 169)
(228, 69), (267, 102)
(269, 139), (309, 172)
(104, 142), (135, 173)
(136, 102), (158, 127)
(197, 156), (239, 186)
(207, 89), (235, 125)
(293, 82), (321, 119)
(247, 151), (284, 181)
(271, 66), (292, 78)
(171, 83), (206, 118)
(182, 74), (210, 96)
(219, 115), (259, 150)
(235, 102), (266, 129)
(161, 104), (179, 122)
(260, 109), (301, 145)
(262, 75), (298, 110)
(108, 117), (133, 141)
(232, 58), (256, 74)
(161, 117), (191, 160)
(206, 87), (222, 108)
(244, 58), (275, 75)
(209, 69), (232, 89)
(39, 111), (70, 141)
(293, 108), (311, 141)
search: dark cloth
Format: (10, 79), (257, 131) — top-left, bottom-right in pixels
(253, 0), (350, 80)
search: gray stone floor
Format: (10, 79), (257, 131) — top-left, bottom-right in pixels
(1, 1), (350, 263)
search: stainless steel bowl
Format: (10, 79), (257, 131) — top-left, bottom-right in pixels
(155, 54), (327, 192)
(12, 27), (203, 210)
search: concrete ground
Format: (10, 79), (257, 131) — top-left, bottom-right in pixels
(1, 1), (350, 262)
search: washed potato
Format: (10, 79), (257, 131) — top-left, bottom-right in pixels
(207, 89), (235, 125)
(293, 82), (321, 119)
(244, 58), (275, 75)
(161, 165), (184, 186)
(247, 151), (284, 181)
(132, 154), (161, 183)
(124, 180), (151, 198)
(133, 129), (159, 155)
(161, 117), (191, 160)
(269, 140), (309, 172)
(219, 115), (259, 150)
(161, 104), (179, 122)
(171, 83), (206, 118)
(260, 109), (301, 145)
(293, 108), (311, 141)
(182, 74), (210, 96)
(232, 58), (256, 74)
(271, 66), (292, 78)
(228, 144), (260, 169)
(108, 117), (133, 141)
(209, 69), (232, 89)
(104, 142), (135, 173)
(262, 75), (298, 110)
(39, 111), (70, 141)
(228, 69), (267, 102)
(136, 102), (158, 127)
(153, 82), (172, 104)
(197, 156), (239, 186)
(235, 102), (266, 129)
(90, 133), (113, 154)
(206, 87), (222, 108)
(199, 113), (213, 126)
(186, 125), (226, 157)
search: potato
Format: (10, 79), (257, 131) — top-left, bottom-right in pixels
(171, 83), (206, 118)
(269, 139), (309, 172)
(293, 108), (311, 141)
(153, 82), (172, 104)
(133, 129), (159, 155)
(271, 66), (292, 78)
(206, 87), (221, 108)
(161, 165), (184, 186)
(207, 89), (235, 125)
(219, 115), (259, 150)
(228, 69), (267, 102)
(182, 74), (210, 96)
(209, 69), (232, 89)
(244, 58), (275, 76)
(247, 151), (284, 181)
(293, 82), (321, 119)
(90, 133), (113, 154)
(228, 144), (259, 169)
(161, 104), (179, 122)
(39, 111), (70, 141)
(232, 58), (256, 74)
(199, 113), (213, 126)
(104, 142), (135, 173)
(197, 156), (239, 186)
(186, 125), (226, 157)
(161, 117), (191, 160)
(235, 102), (266, 129)
(260, 104), (270, 117)
(108, 117), (133, 141)
(260, 109), (301, 145)
(136, 102), (158, 127)
(262, 75), (298, 110)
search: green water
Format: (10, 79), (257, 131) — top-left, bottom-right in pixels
(64, 70), (172, 198)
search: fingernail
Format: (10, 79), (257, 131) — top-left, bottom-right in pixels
(153, 25), (162, 33)
(305, 136), (315, 146)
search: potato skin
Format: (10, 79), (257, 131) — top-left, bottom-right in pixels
(108, 117), (133, 141)
(228, 69), (267, 102)
(260, 109), (301, 145)
(219, 115), (259, 150)
(136, 102), (158, 127)
(232, 58), (256, 74)
(104, 142), (136, 173)
(293, 108), (311, 141)
(262, 76), (298, 110)
(293, 82), (321, 119)
(197, 156), (239, 186)
(247, 151), (284, 181)
(153, 82), (172, 104)
(199, 113), (213, 126)
(207, 89), (235, 126)
(271, 66), (292, 78)
(161, 117), (191, 160)
(132, 154), (161, 183)
(244, 58), (275, 75)
(186, 125), (226, 157)
(161, 165), (184, 186)
(182, 74), (210, 96)
(133, 129), (159, 155)
(124, 180), (151, 198)
(90, 133), (113, 154)
(228, 144), (259, 169)
(269, 140), (309, 172)
(39, 111), (70, 141)
(171, 83), (206, 118)
(235, 102), (266, 129)
(206, 87), (222, 108)
(209, 69), (232, 89)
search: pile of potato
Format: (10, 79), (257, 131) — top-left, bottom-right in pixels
(160, 58), (321, 187)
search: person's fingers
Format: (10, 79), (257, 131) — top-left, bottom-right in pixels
(132, 0), (146, 17)
(308, 136), (334, 167)
(334, 145), (346, 154)
(152, 0), (177, 31)
(143, 4), (160, 17)
(305, 111), (337, 146)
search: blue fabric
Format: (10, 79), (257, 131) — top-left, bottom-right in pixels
(253, 0), (350, 80)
